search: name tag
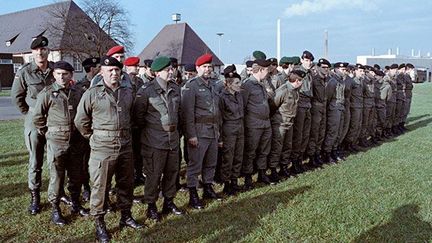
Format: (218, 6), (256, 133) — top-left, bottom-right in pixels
(199, 88), (206, 92)
(68, 105), (73, 110)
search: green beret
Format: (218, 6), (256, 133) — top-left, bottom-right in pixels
(253, 50), (266, 60)
(291, 56), (301, 65)
(151, 56), (171, 72)
(279, 56), (290, 65)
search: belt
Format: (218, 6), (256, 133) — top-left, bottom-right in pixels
(195, 116), (216, 124)
(48, 126), (72, 132)
(146, 123), (177, 132)
(93, 129), (130, 137)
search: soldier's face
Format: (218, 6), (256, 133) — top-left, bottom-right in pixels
(126, 65), (139, 75)
(54, 69), (73, 87)
(336, 67), (348, 77)
(292, 78), (303, 89)
(246, 67), (253, 75)
(320, 65), (330, 75)
(301, 58), (312, 70)
(101, 66), (121, 85)
(32, 47), (49, 63)
(157, 66), (173, 81)
(228, 78), (242, 92)
(184, 71), (197, 80)
(389, 68), (397, 76)
(112, 53), (125, 63)
(355, 69), (365, 77)
(92, 64), (101, 75)
(197, 64), (213, 79)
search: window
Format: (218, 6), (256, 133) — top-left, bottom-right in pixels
(72, 56), (82, 72)
(13, 63), (22, 73)
(0, 59), (13, 64)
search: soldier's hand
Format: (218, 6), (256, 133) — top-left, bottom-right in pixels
(189, 137), (198, 147)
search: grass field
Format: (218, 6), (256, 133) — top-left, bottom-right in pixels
(0, 89), (11, 97)
(1, 83), (431, 242)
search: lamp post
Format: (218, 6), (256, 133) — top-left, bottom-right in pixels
(216, 32), (224, 60)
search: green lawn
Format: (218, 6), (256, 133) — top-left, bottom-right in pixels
(1, 83), (432, 242)
(0, 89), (11, 97)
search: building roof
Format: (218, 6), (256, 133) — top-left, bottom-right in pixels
(0, 0), (116, 54)
(137, 23), (223, 66)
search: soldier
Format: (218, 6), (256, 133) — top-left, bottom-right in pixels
(271, 70), (305, 178)
(384, 64), (398, 138)
(134, 56), (184, 221)
(140, 59), (155, 83)
(182, 64), (197, 85)
(373, 70), (389, 140)
(240, 60), (254, 81)
(403, 63), (415, 129)
(345, 64), (365, 152)
(181, 54), (221, 209)
(358, 66), (376, 147)
(290, 51), (314, 173)
(218, 67), (244, 195)
(337, 65), (354, 158)
(75, 56), (143, 242)
(241, 58), (272, 188)
(322, 62), (348, 163)
(11, 36), (54, 215)
(33, 61), (89, 226)
(394, 64), (407, 134)
(307, 58), (330, 166)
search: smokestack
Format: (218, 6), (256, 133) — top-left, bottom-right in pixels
(418, 50), (421, 57)
(411, 49), (415, 57)
(277, 19), (281, 62)
(388, 48), (392, 55)
(324, 30), (328, 59)
(372, 48), (375, 56)
(396, 47), (399, 55)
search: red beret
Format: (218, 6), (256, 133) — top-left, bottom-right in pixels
(124, 57), (140, 66)
(195, 53), (213, 66)
(106, 45), (125, 56)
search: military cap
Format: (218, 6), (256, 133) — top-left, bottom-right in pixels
(374, 70), (385, 77)
(348, 65), (355, 71)
(291, 56), (301, 65)
(384, 66), (390, 70)
(151, 56), (171, 72)
(82, 57), (100, 67)
(398, 63), (406, 69)
(223, 64), (237, 76)
(355, 63), (365, 70)
(224, 71), (241, 79)
(170, 57), (178, 64)
(195, 54), (213, 66)
(364, 65), (374, 71)
(373, 64), (381, 70)
(254, 58), (271, 67)
(334, 62), (349, 68)
(246, 60), (254, 67)
(301, 50), (314, 61)
(106, 45), (125, 56)
(389, 64), (399, 69)
(124, 57), (140, 66)
(317, 58), (331, 67)
(100, 55), (123, 69)
(143, 59), (153, 67)
(291, 69), (307, 79)
(268, 58), (278, 65)
(184, 64), (196, 72)
(406, 63), (415, 69)
(30, 36), (48, 49)
(253, 50), (266, 60)
(53, 61), (74, 72)
(279, 56), (290, 65)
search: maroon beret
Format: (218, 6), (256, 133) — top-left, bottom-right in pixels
(195, 54), (213, 66)
(124, 57), (140, 66)
(106, 45), (125, 56)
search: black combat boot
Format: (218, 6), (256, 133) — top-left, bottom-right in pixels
(59, 188), (72, 206)
(322, 152), (331, 164)
(291, 159), (305, 174)
(309, 155), (322, 168)
(51, 202), (67, 226)
(28, 189), (41, 215)
(243, 174), (255, 191)
(146, 203), (160, 221)
(400, 122), (407, 132)
(278, 165), (290, 178)
(222, 181), (234, 196)
(82, 183), (91, 202)
(188, 187), (204, 209)
(162, 198), (184, 215)
(71, 195), (90, 217)
(392, 126), (401, 136)
(230, 178), (241, 193)
(257, 169), (272, 185)
(95, 215), (110, 243)
(119, 210), (143, 229)
(203, 184), (222, 200)
(268, 168), (280, 184)
(329, 150), (338, 164)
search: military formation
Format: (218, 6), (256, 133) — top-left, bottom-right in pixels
(11, 36), (415, 242)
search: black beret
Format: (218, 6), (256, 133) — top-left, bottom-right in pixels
(253, 50), (266, 60)
(223, 64), (237, 75)
(399, 63), (406, 69)
(384, 66), (390, 70)
(301, 50), (314, 61)
(170, 57), (178, 64)
(82, 57), (100, 67)
(143, 59), (153, 67)
(348, 65), (355, 71)
(390, 64), (399, 69)
(246, 60), (254, 67)
(364, 65), (374, 71)
(53, 61), (74, 72)
(267, 58), (278, 65)
(355, 64), (365, 70)
(374, 70), (385, 77)
(254, 59), (271, 67)
(30, 36), (48, 49)
(100, 55), (123, 69)
(334, 62), (349, 68)
(291, 69), (307, 79)
(406, 63), (415, 69)
(151, 56), (171, 72)
(224, 72), (241, 79)
(317, 58), (331, 67)
(184, 64), (196, 72)
(373, 64), (381, 70)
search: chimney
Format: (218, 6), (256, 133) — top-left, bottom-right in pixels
(372, 48), (375, 56)
(411, 49), (415, 57)
(324, 30), (329, 59)
(396, 47), (399, 55)
(277, 19), (281, 62)
(387, 48), (392, 55)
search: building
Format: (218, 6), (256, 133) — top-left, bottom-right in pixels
(137, 22), (224, 74)
(0, 0), (117, 87)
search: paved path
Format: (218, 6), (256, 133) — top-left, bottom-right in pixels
(0, 97), (23, 120)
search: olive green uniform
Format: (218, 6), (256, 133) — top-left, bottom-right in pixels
(218, 88), (244, 182)
(361, 75), (375, 141)
(74, 81), (134, 216)
(33, 82), (84, 204)
(338, 76), (353, 147)
(395, 73), (406, 125)
(345, 76), (363, 144)
(241, 75), (271, 174)
(181, 76), (220, 188)
(133, 78), (180, 203)
(386, 76), (397, 130)
(11, 61), (54, 190)
(374, 76), (391, 136)
(403, 74), (414, 123)
(75, 76), (91, 91)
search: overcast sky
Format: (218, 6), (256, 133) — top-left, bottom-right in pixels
(2, 0), (432, 64)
